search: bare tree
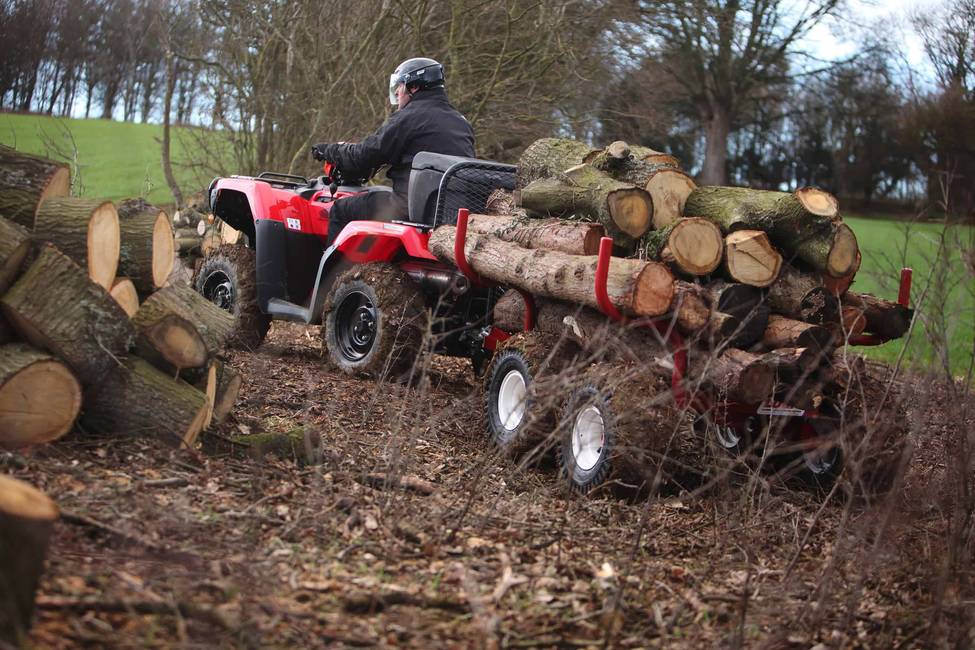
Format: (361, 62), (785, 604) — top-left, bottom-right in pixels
(631, 0), (839, 185)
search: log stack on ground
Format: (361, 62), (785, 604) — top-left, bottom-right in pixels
(0, 146), (70, 229)
(0, 146), (245, 451)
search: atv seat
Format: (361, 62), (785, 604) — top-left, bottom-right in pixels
(407, 152), (516, 227)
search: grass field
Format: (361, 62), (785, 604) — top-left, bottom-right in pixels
(844, 214), (974, 377)
(0, 113), (217, 207)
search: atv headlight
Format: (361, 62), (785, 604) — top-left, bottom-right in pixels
(389, 74), (400, 106)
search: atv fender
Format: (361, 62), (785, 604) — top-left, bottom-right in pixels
(332, 221), (436, 264)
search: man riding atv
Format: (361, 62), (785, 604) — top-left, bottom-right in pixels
(311, 57), (476, 246)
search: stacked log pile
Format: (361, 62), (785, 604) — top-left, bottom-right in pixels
(429, 137), (913, 410)
(174, 194), (241, 263)
(0, 147), (242, 451)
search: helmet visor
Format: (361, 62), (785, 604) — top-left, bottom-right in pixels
(389, 74), (400, 106)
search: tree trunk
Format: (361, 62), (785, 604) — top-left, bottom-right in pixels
(109, 278), (139, 318)
(161, 51), (184, 209)
(0, 344), (81, 449)
(81, 356), (208, 448)
(429, 227), (674, 317)
(683, 186), (857, 277)
(641, 217), (723, 276)
(628, 144), (682, 168)
(515, 170), (653, 247)
(843, 292), (912, 341)
(823, 250), (860, 297)
(767, 264), (839, 324)
(212, 359), (242, 424)
(722, 230), (782, 287)
(671, 280), (711, 334)
(763, 315), (833, 353)
(466, 213), (604, 256)
(760, 347), (821, 385)
(33, 198), (120, 290)
(0, 474), (58, 646)
(0, 146), (71, 229)
(484, 189), (516, 215)
(195, 360), (218, 429)
(0, 217), (32, 293)
(115, 198), (175, 293)
(702, 348), (775, 404)
(0, 246), (134, 386)
(699, 107), (731, 186)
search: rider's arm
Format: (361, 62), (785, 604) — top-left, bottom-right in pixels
(316, 110), (410, 178)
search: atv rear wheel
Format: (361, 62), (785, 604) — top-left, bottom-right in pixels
(322, 263), (426, 379)
(194, 245), (270, 350)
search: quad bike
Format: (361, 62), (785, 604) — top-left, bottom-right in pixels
(200, 153), (913, 497)
(200, 153), (517, 376)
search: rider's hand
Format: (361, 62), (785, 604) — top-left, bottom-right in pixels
(310, 143), (330, 161)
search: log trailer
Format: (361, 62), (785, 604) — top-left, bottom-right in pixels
(201, 153), (912, 495)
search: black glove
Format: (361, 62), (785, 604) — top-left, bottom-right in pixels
(311, 143), (330, 161)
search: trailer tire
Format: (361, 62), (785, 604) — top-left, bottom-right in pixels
(559, 385), (615, 494)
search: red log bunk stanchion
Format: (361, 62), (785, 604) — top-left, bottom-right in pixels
(848, 267), (913, 347)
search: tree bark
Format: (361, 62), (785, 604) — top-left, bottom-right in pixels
(628, 144), (682, 168)
(211, 359), (242, 424)
(843, 292), (912, 341)
(466, 213), (604, 256)
(0, 246), (134, 386)
(767, 264), (839, 324)
(705, 279), (770, 348)
(115, 199), (175, 293)
(81, 356), (208, 447)
(763, 315), (833, 353)
(161, 50), (184, 209)
(702, 348), (775, 404)
(133, 285), (233, 371)
(0, 344), (81, 449)
(0, 216), (31, 293)
(109, 278), (139, 318)
(33, 197), (120, 290)
(722, 230), (782, 287)
(430, 227), (675, 317)
(823, 250), (861, 297)
(683, 186), (857, 277)
(760, 347), (821, 384)
(0, 146), (71, 229)
(0, 474), (58, 646)
(641, 217), (723, 276)
(139, 285), (233, 356)
(671, 280), (711, 334)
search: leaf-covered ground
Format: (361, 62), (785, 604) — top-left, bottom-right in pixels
(7, 323), (974, 649)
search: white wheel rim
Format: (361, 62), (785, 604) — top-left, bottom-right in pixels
(803, 445), (837, 475)
(714, 425), (740, 449)
(498, 369), (527, 431)
(572, 406), (605, 471)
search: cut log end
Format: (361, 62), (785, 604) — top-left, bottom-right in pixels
(152, 212), (176, 288)
(0, 474), (58, 521)
(606, 188), (653, 238)
(826, 223), (859, 278)
(646, 170), (696, 230)
(0, 346), (81, 448)
(109, 278), (139, 318)
(633, 262), (676, 316)
(667, 218), (723, 275)
(143, 314), (208, 369)
(796, 187), (839, 218)
(87, 201), (121, 290)
(724, 230), (782, 287)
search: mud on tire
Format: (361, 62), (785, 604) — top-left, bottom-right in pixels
(322, 263), (426, 379)
(194, 244), (270, 350)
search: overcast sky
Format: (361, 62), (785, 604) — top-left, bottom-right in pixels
(800, 0), (942, 74)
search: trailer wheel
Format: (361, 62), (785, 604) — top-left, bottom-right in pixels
(694, 414), (760, 461)
(194, 244), (270, 350)
(323, 263), (426, 379)
(483, 331), (562, 455)
(559, 385), (615, 494)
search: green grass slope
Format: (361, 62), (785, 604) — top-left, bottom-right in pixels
(844, 215), (974, 377)
(0, 113), (216, 207)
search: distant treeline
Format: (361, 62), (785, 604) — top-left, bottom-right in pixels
(2, 0), (973, 215)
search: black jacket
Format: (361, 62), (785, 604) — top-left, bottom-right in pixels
(317, 88), (475, 196)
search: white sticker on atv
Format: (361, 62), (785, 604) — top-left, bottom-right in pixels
(286, 218), (301, 230)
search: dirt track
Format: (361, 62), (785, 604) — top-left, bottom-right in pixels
(7, 322), (974, 648)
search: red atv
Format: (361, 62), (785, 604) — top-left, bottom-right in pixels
(199, 153), (515, 377)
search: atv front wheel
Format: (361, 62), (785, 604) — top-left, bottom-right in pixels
(194, 245), (270, 349)
(322, 263), (426, 379)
